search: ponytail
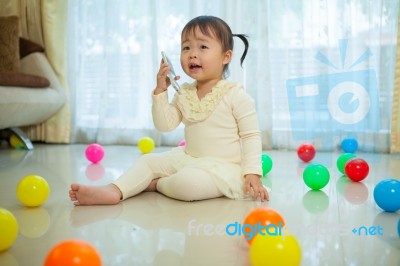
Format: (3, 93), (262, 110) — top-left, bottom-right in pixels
(233, 34), (249, 67)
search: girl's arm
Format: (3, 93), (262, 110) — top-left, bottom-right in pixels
(232, 87), (269, 201)
(152, 91), (182, 132)
(151, 60), (183, 132)
(231, 87), (262, 177)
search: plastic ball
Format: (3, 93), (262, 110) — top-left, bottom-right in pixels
(344, 158), (369, 182)
(242, 207), (285, 244)
(341, 138), (358, 153)
(297, 143), (316, 162)
(178, 139), (186, 146)
(249, 232), (301, 266)
(17, 175), (50, 207)
(9, 135), (24, 149)
(373, 179), (400, 212)
(336, 153), (356, 174)
(44, 239), (102, 266)
(138, 137), (155, 154)
(85, 144), (104, 163)
(0, 208), (18, 252)
(303, 164), (330, 190)
(261, 153), (273, 176)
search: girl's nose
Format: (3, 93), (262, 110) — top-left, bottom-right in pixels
(189, 51), (197, 59)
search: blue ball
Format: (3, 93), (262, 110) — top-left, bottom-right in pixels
(373, 179), (400, 212)
(341, 138), (358, 153)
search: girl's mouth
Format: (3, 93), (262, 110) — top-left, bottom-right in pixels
(189, 63), (202, 70)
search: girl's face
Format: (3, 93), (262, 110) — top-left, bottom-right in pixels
(180, 27), (231, 84)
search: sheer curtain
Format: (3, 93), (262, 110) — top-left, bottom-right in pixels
(268, 1), (398, 152)
(67, 0), (398, 152)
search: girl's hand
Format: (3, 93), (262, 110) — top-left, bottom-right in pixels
(154, 60), (180, 95)
(154, 60), (170, 95)
(244, 174), (269, 202)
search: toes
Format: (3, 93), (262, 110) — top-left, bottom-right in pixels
(70, 183), (79, 191)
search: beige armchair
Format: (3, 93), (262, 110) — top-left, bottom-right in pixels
(0, 52), (66, 149)
(0, 3), (70, 147)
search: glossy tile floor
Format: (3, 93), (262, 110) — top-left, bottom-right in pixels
(0, 144), (399, 266)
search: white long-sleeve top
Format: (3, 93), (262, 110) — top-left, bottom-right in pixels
(152, 80), (262, 178)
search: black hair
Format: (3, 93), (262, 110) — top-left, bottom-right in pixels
(181, 16), (249, 77)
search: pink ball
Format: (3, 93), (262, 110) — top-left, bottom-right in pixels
(85, 144), (104, 163)
(178, 139), (186, 147)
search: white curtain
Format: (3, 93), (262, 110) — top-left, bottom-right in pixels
(67, 0), (399, 152)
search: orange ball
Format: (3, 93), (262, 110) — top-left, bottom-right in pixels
(44, 239), (102, 266)
(243, 207), (285, 244)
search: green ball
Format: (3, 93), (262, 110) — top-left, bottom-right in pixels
(336, 153), (357, 174)
(261, 153), (273, 176)
(303, 164), (330, 190)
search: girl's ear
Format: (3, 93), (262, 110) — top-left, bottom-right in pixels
(223, 50), (233, 65)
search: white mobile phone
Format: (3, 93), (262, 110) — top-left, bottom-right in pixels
(161, 51), (180, 92)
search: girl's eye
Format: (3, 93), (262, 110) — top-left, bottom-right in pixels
(182, 46), (190, 51)
(200, 45), (208, 49)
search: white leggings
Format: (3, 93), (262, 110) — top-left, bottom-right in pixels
(113, 152), (223, 201)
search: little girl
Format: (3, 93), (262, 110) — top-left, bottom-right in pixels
(69, 15), (269, 205)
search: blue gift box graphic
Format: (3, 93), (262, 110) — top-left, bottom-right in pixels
(286, 39), (380, 140)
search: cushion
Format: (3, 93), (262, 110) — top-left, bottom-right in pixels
(0, 16), (20, 72)
(0, 72), (50, 88)
(20, 37), (45, 59)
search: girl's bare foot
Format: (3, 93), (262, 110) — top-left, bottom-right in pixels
(144, 178), (160, 192)
(69, 183), (122, 206)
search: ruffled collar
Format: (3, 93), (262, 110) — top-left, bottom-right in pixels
(175, 80), (234, 122)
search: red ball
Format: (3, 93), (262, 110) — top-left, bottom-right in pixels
(297, 143), (316, 162)
(44, 239), (101, 266)
(344, 158), (369, 182)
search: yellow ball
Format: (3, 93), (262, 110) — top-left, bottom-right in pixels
(249, 232), (302, 266)
(10, 135), (24, 149)
(0, 208), (18, 252)
(16, 175), (50, 207)
(138, 137), (155, 154)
